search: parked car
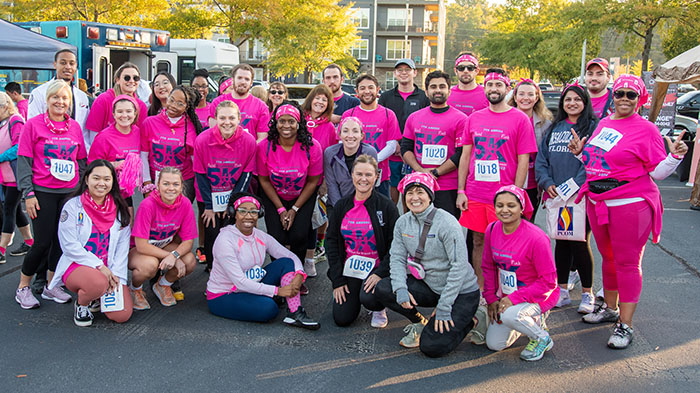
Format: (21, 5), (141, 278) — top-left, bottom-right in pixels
(341, 83), (356, 96)
(676, 90), (700, 119)
(538, 82), (554, 91)
(252, 80), (270, 90)
(541, 90), (561, 118)
(673, 113), (698, 140)
(285, 84), (315, 104)
(677, 83), (697, 96)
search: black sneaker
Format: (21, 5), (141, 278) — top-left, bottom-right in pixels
(283, 307), (320, 330)
(0, 252), (5, 264)
(74, 300), (94, 327)
(9, 242), (31, 257)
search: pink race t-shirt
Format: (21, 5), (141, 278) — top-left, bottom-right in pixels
(132, 194), (197, 247)
(64, 226), (110, 282)
(446, 85), (489, 116)
(404, 106), (467, 190)
(140, 112), (196, 180)
(341, 199), (379, 264)
(208, 94), (271, 138)
(18, 115), (87, 189)
(582, 114), (666, 182)
(17, 100), (28, 121)
(460, 107), (538, 203)
(590, 90), (612, 119)
(194, 127), (257, 196)
(398, 89), (413, 101)
(88, 124), (141, 163)
(340, 105), (401, 183)
(195, 105), (210, 129)
(84, 89), (148, 132)
(256, 138), (323, 201)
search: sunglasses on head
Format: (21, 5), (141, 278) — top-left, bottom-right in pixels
(613, 90), (639, 100)
(122, 75), (140, 82)
(269, 90), (285, 95)
(456, 65), (477, 72)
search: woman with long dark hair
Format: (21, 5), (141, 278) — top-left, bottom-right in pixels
(148, 72), (177, 117)
(191, 69), (211, 130)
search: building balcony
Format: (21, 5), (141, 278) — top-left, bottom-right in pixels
(244, 51), (268, 63)
(377, 0), (439, 5)
(375, 23), (439, 36)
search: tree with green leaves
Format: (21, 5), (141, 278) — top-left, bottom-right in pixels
(1, 0), (168, 25)
(444, 0), (492, 70)
(153, 2), (217, 39)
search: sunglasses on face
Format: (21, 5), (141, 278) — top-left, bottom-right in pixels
(122, 75), (140, 82)
(456, 65), (477, 72)
(613, 90), (639, 100)
(269, 90), (285, 95)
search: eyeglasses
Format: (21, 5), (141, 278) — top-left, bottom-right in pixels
(153, 80), (171, 88)
(167, 96), (186, 108)
(192, 84), (208, 90)
(395, 68), (413, 74)
(613, 90), (639, 100)
(122, 75), (140, 82)
(269, 90), (285, 95)
(236, 208), (260, 216)
(456, 65), (477, 72)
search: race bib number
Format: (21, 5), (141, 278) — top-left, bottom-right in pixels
(244, 265), (266, 282)
(149, 235), (173, 249)
(499, 268), (517, 295)
(49, 159), (75, 181)
(421, 144), (448, 166)
(474, 160), (500, 182)
(212, 190), (231, 213)
(101, 284), (125, 313)
(555, 177), (580, 201)
(589, 127), (623, 151)
(342, 255), (375, 280)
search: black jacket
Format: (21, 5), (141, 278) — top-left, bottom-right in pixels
(378, 84), (430, 131)
(326, 190), (400, 288)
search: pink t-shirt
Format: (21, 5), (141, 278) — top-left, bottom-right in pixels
(482, 220), (559, 312)
(63, 226), (110, 282)
(18, 115), (87, 189)
(140, 112), (196, 180)
(398, 89), (413, 101)
(582, 114), (666, 182)
(341, 199), (379, 263)
(306, 119), (337, 152)
(460, 107), (537, 203)
(88, 124), (141, 163)
(526, 116), (538, 190)
(16, 100), (28, 121)
(404, 106), (467, 190)
(208, 94), (271, 138)
(195, 105), (210, 129)
(340, 105), (401, 183)
(132, 194), (197, 246)
(85, 89), (148, 132)
(590, 90), (612, 119)
(256, 138), (323, 201)
(447, 85), (489, 116)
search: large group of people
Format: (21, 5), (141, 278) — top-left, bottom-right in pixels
(3, 48), (688, 359)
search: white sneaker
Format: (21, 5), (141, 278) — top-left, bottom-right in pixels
(567, 271), (580, 291)
(578, 292), (595, 314)
(371, 309), (388, 328)
(303, 258), (317, 277)
(556, 288), (571, 307)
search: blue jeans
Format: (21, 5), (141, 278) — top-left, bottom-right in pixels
(375, 180), (390, 198)
(207, 257), (295, 322)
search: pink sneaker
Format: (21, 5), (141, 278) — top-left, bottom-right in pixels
(15, 286), (40, 309)
(41, 285), (72, 304)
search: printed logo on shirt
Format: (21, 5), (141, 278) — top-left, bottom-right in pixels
(77, 212), (84, 226)
(149, 228), (177, 242)
(44, 143), (78, 166)
(473, 136), (507, 162)
(152, 143), (184, 166)
(341, 228), (377, 254)
(207, 166), (240, 187)
(414, 132), (444, 155)
(364, 126), (384, 149)
(85, 230), (110, 264)
(376, 211), (384, 226)
(270, 171), (305, 196)
(582, 145), (611, 177)
(60, 211), (68, 222)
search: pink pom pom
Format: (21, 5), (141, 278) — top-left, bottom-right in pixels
(118, 153), (142, 197)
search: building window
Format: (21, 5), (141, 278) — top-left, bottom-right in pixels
(351, 8), (370, 29)
(385, 72), (397, 90)
(350, 39), (369, 60)
(386, 40), (411, 60)
(387, 8), (413, 27)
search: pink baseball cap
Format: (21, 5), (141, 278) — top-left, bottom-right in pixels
(586, 58), (610, 73)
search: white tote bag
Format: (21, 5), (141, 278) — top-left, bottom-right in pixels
(544, 193), (586, 242)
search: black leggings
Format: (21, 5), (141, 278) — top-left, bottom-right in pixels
(526, 187), (541, 222)
(197, 201), (226, 271)
(434, 190), (459, 219)
(333, 277), (385, 327)
(260, 190), (317, 262)
(555, 222), (594, 287)
(2, 185), (28, 233)
(21, 191), (69, 276)
(375, 276), (480, 358)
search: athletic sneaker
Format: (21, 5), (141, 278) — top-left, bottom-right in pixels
(88, 299), (101, 313)
(556, 288), (571, 307)
(196, 247), (206, 264)
(152, 283), (177, 307)
(283, 307), (320, 330)
(303, 258), (317, 278)
(567, 271), (580, 291)
(469, 305), (489, 345)
(313, 243), (326, 261)
(74, 300), (94, 327)
(582, 305), (619, 324)
(399, 322), (426, 348)
(0, 252), (5, 264)
(171, 280), (184, 301)
(130, 288), (150, 310)
(15, 286), (40, 309)
(578, 292), (595, 314)
(41, 285), (72, 304)
(371, 309), (388, 328)
(608, 322), (634, 349)
(9, 242), (31, 257)
(300, 283), (309, 296)
(520, 335), (553, 361)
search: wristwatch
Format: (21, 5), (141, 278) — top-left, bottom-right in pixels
(430, 168), (440, 178)
(292, 205), (300, 212)
(171, 250), (181, 260)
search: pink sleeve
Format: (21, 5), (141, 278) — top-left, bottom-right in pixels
(209, 96), (223, 119)
(455, 113), (468, 146)
(85, 94), (107, 132)
(481, 222), (500, 305)
(176, 202), (198, 241)
(516, 116), (538, 155)
(17, 119), (34, 157)
(243, 135), (257, 173)
(136, 100), (148, 128)
(140, 120), (151, 152)
(255, 141), (270, 176)
(507, 230), (558, 306)
(9, 115), (24, 145)
(193, 135), (206, 174)
(256, 103), (271, 135)
(387, 110), (402, 141)
(73, 123), (87, 160)
(340, 109), (350, 122)
(131, 200), (153, 239)
(460, 116), (474, 147)
(403, 113), (416, 140)
(87, 135), (105, 162)
(642, 126), (668, 172)
(308, 141), (323, 176)
(213, 233), (277, 297)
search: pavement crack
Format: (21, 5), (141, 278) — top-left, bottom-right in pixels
(651, 241), (700, 279)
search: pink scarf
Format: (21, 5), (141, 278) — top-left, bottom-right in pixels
(151, 189), (184, 210)
(44, 113), (72, 134)
(80, 191), (116, 233)
(209, 124), (243, 151)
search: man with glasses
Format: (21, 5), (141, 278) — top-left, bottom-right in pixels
(379, 59), (429, 203)
(323, 64), (359, 125)
(447, 52), (488, 116)
(585, 58), (614, 119)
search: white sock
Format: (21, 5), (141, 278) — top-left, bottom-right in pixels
(129, 283), (142, 291)
(305, 258), (314, 264)
(158, 276), (173, 287)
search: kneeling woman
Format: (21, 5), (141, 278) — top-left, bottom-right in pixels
(326, 155), (399, 328)
(206, 193), (319, 329)
(482, 186), (559, 361)
(128, 167), (197, 309)
(49, 160), (133, 326)
(374, 172), (480, 357)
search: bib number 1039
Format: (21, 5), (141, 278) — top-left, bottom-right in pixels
(343, 255), (375, 280)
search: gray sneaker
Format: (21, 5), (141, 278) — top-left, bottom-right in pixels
(608, 322), (634, 349)
(582, 305), (619, 324)
(399, 322), (425, 348)
(41, 285), (72, 304)
(15, 286), (40, 309)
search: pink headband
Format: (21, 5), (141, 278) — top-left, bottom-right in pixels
(495, 185), (534, 219)
(612, 74), (649, 109)
(337, 116), (364, 138)
(112, 94), (139, 116)
(275, 104), (301, 122)
(484, 72), (510, 86)
(515, 78), (538, 93)
(397, 172), (440, 195)
(233, 196), (260, 210)
(219, 78), (233, 94)
(455, 54), (479, 68)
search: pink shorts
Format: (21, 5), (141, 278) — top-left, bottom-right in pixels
(459, 200), (498, 233)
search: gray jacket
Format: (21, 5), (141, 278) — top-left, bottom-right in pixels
(323, 142), (378, 207)
(390, 204), (479, 320)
